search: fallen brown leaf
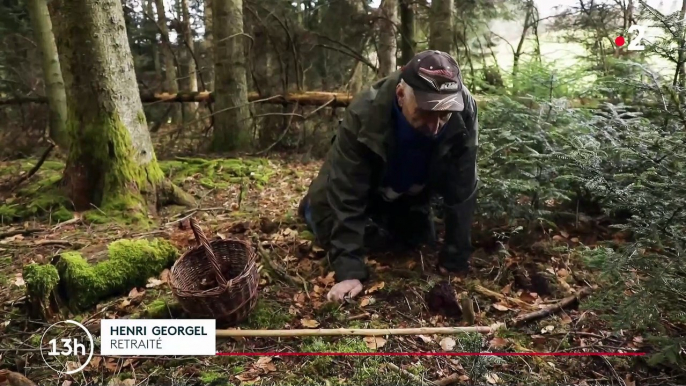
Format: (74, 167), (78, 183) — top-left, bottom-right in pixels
(500, 283), (511, 295)
(360, 296), (375, 307)
(485, 372), (501, 384)
(489, 337), (509, 349)
(417, 335), (433, 343)
(440, 337), (456, 351)
(13, 273), (24, 287)
(118, 299), (131, 310)
(363, 336), (386, 349)
(62, 381), (72, 386)
(235, 373), (260, 382)
(301, 319), (319, 328)
(557, 268), (569, 277)
(492, 303), (509, 311)
(146, 278), (163, 288)
(128, 288), (144, 299)
(160, 269), (171, 283)
(365, 282), (385, 294)
(90, 356), (102, 368)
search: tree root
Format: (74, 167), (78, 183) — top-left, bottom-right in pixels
(158, 179), (197, 208)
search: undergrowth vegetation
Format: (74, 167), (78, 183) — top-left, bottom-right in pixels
(474, 56), (686, 372)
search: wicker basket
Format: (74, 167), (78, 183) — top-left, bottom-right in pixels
(169, 217), (259, 325)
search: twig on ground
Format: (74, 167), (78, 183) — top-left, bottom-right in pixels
(51, 214), (82, 230)
(252, 235), (304, 287)
(386, 363), (437, 386)
(216, 326), (492, 337)
(510, 287), (593, 326)
(473, 284), (537, 310)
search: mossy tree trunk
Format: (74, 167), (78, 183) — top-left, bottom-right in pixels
(429, 0), (453, 54)
(56, 0), (166, 216)
(211, 0), (252, 152)
(26, 0), (69, 150)
(154, 0), (181, 123)
(377, 0), (398, 77)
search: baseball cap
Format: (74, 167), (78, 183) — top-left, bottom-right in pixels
(400, 50), (465, 112)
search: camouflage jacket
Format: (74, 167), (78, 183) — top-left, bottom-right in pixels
(305, 70), (479, 282)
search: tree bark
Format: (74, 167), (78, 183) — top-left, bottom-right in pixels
(180, 0), (199, 120)
(399, 0), (415, 65)
(26, 0), (68, 150)
(203, 0), (214, 91)
(377, 0), (398, 77)
(154, 0), (180, 123)
(428, 0), (453, 54)
(56, 0), (166, 216)
(211, 0), (252, 152)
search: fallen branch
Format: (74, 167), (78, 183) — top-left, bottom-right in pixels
(216, 326), (492, 338)
(0, 228), (42, 239)
(510, 287), (593, 326)
(0, 92), (602, 109)
(473, 284), (537, 311)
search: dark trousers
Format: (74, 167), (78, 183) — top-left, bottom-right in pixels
(300, 192), (436, 253)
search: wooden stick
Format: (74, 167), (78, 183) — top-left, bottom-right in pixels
(473, 284), (537, 310)
(510, 287), (593, 326)
(216, 326), (491, 338)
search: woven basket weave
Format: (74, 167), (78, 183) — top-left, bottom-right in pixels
(169, 217), (259, 325)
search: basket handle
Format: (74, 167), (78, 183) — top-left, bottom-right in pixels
(189, 217), (228, 287)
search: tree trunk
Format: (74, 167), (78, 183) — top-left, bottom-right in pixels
(146, 0), (162, 82)
(512, 2), (533, 87)
(203, 0), (214, 91)
(399, 0), (415, 65)
(154, 0), (180, 123)
(377, 0), (398, 77)
(211, 0), (251, 151)
(180, 0), (198, 120)
(56, 0), (165, 216)
(428, 0), (453, 54)
(27, 0), (68, 150)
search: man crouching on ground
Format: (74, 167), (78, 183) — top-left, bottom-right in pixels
(298, 50), (479, 303)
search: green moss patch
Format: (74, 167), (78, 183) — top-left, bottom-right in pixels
(159, 157), (275, 188)
(0, 163), (73, 224)
(239, 299), (292, 329)
(55, 238), (178, 310)
(23, 263), (60, 301)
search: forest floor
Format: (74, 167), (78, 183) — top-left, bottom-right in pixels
(0, 150), (673, 386)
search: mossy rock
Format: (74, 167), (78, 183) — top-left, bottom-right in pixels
(55, 238), (179, 310)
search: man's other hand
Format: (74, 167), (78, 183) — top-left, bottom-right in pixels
(327, 279), (363, 303)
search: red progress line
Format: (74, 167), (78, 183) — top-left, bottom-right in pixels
(216, 352), (645, 357)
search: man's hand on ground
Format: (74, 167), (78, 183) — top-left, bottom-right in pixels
(327, 279), (363, 303)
